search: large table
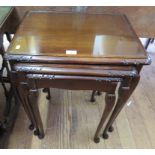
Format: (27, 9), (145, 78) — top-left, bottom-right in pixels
(5, 11), (151, 143)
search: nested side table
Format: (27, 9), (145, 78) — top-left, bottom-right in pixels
(5, 11), (151, 143)
(10, 63), (138, 142)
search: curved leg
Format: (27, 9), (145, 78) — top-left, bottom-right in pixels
(28, 89), (44, 139)
(10, 72), (35, 131)
(102, 76), (140, 139)
(12, 71), (44, 138)
(19, 82), (36, 131)
(94, 92), (116, 143)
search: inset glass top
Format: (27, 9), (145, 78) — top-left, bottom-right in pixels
(7, 11), (147, 59)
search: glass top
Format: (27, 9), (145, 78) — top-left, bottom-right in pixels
(7, 11), (147, 59)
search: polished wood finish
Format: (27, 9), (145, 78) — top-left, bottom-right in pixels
(102, 76), (140, 139)
(6, 11), (151, 143)
(94, 85), (116, 143)
(14, 6), (155, 38)
(7, 53), (155, 148)
(12, 64), (126, 142)
(13, 63), (138, 77)
(7, 12), (147, 60)
(7, 54), (155, 149)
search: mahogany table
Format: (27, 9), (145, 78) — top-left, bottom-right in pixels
(5, 11), (151, 143)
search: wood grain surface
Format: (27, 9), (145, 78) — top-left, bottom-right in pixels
(7, 11), (146, 59)
(14, 6), (155, 38)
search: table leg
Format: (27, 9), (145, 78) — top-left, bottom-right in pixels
(94, 90), (116, 143)
(10, 72), (36, 131)
(19, 82), (37, 131)
(28, 89), (45, 139)
(145, 38), (152, 50)
(150, 38), (154, 43)
(90, 90), (96, 102)
(102, 76), (140, 139)
(90, 91), (102, 102)
(11, 72), (44, 139)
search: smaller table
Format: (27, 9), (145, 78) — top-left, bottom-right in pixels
(11, 63), (137, 142)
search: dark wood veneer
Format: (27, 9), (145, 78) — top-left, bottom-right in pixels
(6, 11), (151, 143)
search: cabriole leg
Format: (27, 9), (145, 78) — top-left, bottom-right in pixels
(102, 76), (140, 139)
(94, 91), (116, 143)
(28, 89), (44, 139)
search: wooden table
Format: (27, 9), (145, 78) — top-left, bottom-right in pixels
(5, 11), (151, 143)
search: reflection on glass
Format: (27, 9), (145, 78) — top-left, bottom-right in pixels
(10, 34), (141, 57)
(92, 35), (139, 57)
(15, 45), (21, 50)
(93, 35), (104, 56)
(11, 35), (40, 55)
(28, 36), (40, 55)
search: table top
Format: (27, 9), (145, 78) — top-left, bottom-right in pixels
(0, 6), (12, 27)
(14, 6), (155, 38)
(7, 11), (149, 65)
